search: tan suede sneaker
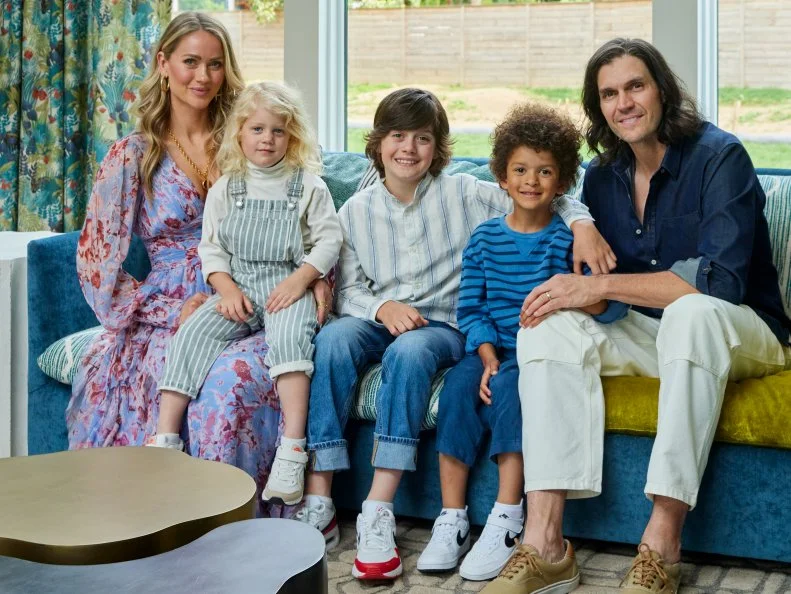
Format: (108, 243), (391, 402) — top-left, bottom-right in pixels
(620, 543), (681, 593)
(480, 540), (580, 594)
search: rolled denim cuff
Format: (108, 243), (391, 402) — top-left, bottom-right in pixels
(371, 433), (419, 471)
(488, 438), (522, 464)
(308, 439), (350, 472)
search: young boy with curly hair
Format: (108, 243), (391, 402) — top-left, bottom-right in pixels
(417, 103), (628, 583)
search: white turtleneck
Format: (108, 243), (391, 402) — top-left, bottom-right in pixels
(199, 159), (342, 283)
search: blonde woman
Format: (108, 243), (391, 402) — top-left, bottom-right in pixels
(68, 14), (333, 512)
(153, 82), (342, 506)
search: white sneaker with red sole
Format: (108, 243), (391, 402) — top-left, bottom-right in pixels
(293, 498), (341, 551)
(352, 506), (402, 580)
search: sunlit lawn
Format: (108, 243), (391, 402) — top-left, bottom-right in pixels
(347, 128), (791, 170)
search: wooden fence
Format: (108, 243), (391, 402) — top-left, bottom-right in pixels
(204, 0), (791, 89)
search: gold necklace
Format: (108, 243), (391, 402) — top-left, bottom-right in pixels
(168, 129), (209, 190)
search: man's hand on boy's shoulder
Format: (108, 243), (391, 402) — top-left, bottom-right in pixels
(375, 301), (428, 336)
(570, 220), (617, 275)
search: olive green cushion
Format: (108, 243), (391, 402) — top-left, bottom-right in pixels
(602, 371), (791, 449)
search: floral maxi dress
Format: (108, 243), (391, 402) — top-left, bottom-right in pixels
(67, 134), (284, 512)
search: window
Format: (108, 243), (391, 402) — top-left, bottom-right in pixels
(174, 1), (284, 83)
(717, 0), (791, 169)
(346, 1), (653, 159)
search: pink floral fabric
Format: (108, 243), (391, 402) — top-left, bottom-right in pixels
(67, 134), (288, 515)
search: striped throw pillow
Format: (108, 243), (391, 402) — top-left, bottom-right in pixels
(350, 365), (452, 431)
(759, 174), (791, 318)
(37, 326), (102, 385)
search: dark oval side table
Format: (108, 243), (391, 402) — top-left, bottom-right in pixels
(0, 518), (327, 593)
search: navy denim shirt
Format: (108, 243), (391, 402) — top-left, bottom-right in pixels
(582, 122), (791, 345)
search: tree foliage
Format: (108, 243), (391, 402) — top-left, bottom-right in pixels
(236, 0), (570, 24)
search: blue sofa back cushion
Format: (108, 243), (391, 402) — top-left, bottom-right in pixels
(26, 234), (150, 453)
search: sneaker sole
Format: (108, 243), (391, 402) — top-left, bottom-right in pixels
(533, 573), (580, 594)
(417, 540), (471, 573)
(324, 523), (341, 552)
(261, 491), (303, 506)
(459, 548), (516, 581)
(416, 559), (460, 573)
(351, 562), (403, 580)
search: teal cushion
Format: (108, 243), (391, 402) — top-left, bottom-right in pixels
(37, 326), (102, 385)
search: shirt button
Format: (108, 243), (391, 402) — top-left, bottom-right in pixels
(650, 259), (657, 265)
(635, 229), (642, 235)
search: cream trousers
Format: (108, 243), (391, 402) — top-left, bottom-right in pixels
(516, 294), (790, 509)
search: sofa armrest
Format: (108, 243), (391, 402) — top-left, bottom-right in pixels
(27, 231), (150, 454)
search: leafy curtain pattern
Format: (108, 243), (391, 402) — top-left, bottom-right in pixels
(0, 1), (171, 231)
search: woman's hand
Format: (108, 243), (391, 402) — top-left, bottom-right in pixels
(312, 278), (333, 326)
(179, 292), (209, 326)
(216, 288), (254, 323)
(571, 220), (617, 275)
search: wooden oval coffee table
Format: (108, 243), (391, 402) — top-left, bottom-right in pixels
(0, 447), (256, 564)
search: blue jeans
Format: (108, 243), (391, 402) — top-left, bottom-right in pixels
(436, 351), (522, 466)
(307, 315), (465, 472)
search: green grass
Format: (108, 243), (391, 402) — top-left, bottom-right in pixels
(738, 111), (761, 124)
(447, 99), (473, 111)
(719, 87), (791, 106)
(524, 87), (581, 102)
(348, 83), (397, 96)
(348, 128), (791, 169)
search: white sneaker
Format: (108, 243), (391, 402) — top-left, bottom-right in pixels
(146, 433), (184, 450)
(417, 509), (471, 573)
(261, 444), (308, 506)
(294, 498), (341, 551)
(352, 506), (402, 580)
(459, 511), (523, 581)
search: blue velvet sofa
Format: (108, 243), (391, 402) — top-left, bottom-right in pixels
(27, 153), (791, 562)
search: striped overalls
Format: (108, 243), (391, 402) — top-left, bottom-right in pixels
(159, 169), (318, 398)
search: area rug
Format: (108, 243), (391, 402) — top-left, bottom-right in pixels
(326, 515), (791, 593)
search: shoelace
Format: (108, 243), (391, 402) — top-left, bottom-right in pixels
(429, 516), (460, 547)
(475, 522), (509, 554)
(623, 544), (669, 589)
(271, 455), (302, 485)
(294, 502), (327, 526)
(501, 548), (543, 580)
(359, 508), (395, 551)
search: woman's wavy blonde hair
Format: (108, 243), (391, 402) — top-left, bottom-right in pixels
(215, 81), (322, 177)
(132, 12), (245, 197)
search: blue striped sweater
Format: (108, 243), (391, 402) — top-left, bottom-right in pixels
(458, 215), (627, 353)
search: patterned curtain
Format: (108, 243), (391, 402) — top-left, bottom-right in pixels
(0, 1), (172, 231)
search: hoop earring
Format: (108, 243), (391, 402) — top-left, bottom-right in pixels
(160, 76), (169, 93)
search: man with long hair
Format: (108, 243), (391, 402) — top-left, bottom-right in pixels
(481, 38), (791, 594)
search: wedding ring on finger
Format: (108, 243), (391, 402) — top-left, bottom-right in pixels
(545, 292), (552, 301)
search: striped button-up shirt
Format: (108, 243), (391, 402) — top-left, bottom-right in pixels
(335, 173), (593, 327)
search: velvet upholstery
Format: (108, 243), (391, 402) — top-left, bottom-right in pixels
(333, 425), (791, 562)
(26, 157), (791, 561)
(602, 372), (791, 448)
(26, 232), (150, 454)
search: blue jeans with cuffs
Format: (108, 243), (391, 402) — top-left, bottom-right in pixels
(307, 315), (465, 472)
(436, 351), (522, 466)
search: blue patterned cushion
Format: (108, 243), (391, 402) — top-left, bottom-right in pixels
(37, 326), (102, 385)
(350, 366), (451, 430)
